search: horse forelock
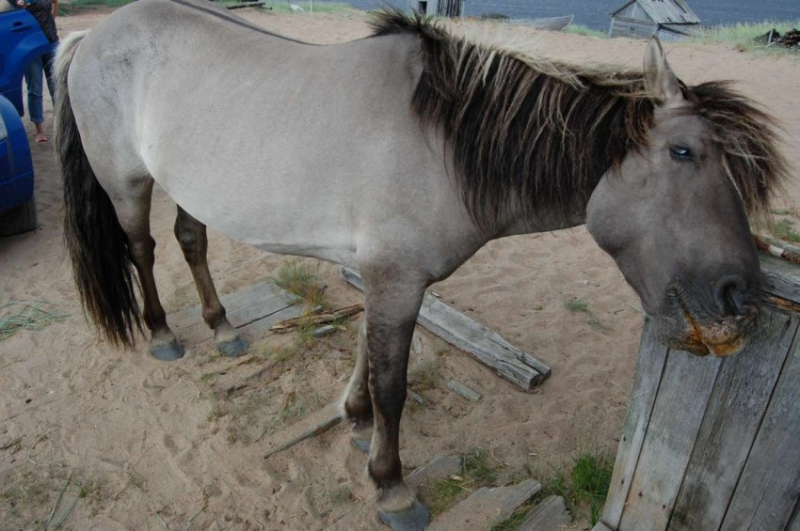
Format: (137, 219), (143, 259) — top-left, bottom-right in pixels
(687, 81), (789, 221)
(370, 11), (787, 233)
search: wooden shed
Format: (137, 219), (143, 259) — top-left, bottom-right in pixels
(593, 253), (800, 530)
(609, 0), (700, 42)
(408, 0), (462, 17)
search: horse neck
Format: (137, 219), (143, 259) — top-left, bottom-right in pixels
(492, 200), (590, 239)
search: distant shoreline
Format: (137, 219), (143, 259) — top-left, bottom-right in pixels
(334, 0), (799, 32)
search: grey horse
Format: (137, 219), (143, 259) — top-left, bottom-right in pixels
(54, 2), (786, 529)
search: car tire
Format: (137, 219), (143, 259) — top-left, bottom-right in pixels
(0, 195), (37, 236)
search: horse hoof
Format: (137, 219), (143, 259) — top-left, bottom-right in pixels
(350, 437), (371, 454)
(150, 339), (185, 361)
(217, 335), (248, 357)
(379, 500), (429, 531)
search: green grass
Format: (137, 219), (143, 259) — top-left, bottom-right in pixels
(773, 219), (800, 243)
(423, 448), (501, 515)
(564, 25), (607, 39)
(490, 505), (532, 531)
(563, 298), (588, 313)
(270, 260), (327, 307)
(571, 451), (613, 525)
(255, 0), (354, 14)
(691, 20), (800, 53)
(529, 447), (613, 527)
(0, 301), (67, 341)
(428, 478), (466, 514)
(59, 0), (133, 15)
(407, 359), (443, 391)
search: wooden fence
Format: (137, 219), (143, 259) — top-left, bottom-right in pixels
(594, 254), (800, 530)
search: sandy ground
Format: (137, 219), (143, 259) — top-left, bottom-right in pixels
(1, 6), (798, 530)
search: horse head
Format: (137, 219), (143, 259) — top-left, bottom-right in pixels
(586, 38), (781, 357)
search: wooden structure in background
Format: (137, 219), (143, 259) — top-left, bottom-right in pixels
(408, 0), (462, 18)
(594, 254), (800, 530)
(608, 0), (700, 42)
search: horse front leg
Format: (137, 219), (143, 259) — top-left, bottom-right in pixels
(174, 206), (247, 357)
(342, 321), (374, 452)
(361, 271), (429, 530)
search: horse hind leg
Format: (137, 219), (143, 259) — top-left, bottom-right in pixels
(113, 181), (184, 361)
(174, 206), (247, 357)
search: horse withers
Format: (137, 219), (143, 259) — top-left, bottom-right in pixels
(54, 3), (786, 529)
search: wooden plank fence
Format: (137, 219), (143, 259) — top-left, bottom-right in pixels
(595, 254), (800, 530)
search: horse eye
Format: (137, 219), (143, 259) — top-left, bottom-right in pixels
(669, 145), (694, 161)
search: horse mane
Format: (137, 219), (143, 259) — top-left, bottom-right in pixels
(370, 11), (788, 233)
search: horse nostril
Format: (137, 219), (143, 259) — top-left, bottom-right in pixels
(714, 275), (750, 316)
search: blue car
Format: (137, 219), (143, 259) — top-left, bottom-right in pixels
(0, 1), (50, 235)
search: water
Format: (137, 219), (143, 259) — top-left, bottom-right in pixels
(334, 0), (799, 31)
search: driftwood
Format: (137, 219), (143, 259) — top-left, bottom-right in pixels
(269, 303), (363, 332)
(340, 267), (550, 390)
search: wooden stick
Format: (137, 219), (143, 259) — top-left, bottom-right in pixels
(269, 304), (364, 332)
(264, 410), (343, 459)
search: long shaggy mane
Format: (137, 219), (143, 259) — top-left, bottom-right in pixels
(370, 11), (787, 233)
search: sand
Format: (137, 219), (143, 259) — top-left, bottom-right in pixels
(1, 6), (798, 530)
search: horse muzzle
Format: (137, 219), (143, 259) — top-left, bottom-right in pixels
(655, 304), (759, 357)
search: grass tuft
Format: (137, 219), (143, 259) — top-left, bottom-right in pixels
(571, 451), (613, 525)
(422, 447), (502, 515)
(773, 219), (800, 243)
(407, 359), (443, 391)
(564, 298), (588, 313)
(564, 24), (607, 38)
(691, 20), (800, 54)
(271, 260), (327, 307)
(0, 301), (68, 341)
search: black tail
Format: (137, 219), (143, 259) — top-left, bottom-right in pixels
(55, 32), (141, 347)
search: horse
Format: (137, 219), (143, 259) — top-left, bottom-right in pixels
(54, 2), (787, 529)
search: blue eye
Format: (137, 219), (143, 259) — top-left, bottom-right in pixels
(669, 145), (694, 161)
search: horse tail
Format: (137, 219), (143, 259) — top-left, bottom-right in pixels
(55, 31), (142, 348)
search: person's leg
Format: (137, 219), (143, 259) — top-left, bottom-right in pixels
(42, 48), (57, 103)
(24, 56), (47, 143)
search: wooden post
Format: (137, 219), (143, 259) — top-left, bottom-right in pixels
(595, 254), (800, 530)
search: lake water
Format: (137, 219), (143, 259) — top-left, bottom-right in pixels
(333, 0), (799, 31)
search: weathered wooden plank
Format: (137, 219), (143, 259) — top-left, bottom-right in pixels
(189, 302), (311, 351)
(340, 267), (550, 390)
(600, 319), (668, 529)
(761, 253), (800, 304)
(517, 495), (571, 531)
(668, 309), (798, 530)
(617, 348), (722, 530)
(429, 479), (541, 531)
(406, 455), (462, 488)
(720, 329), (800, 531)
(170, 282), (297, 331)
(592, 521), (614, 531)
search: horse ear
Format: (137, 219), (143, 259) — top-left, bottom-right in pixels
(643, 37), (682, 105)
